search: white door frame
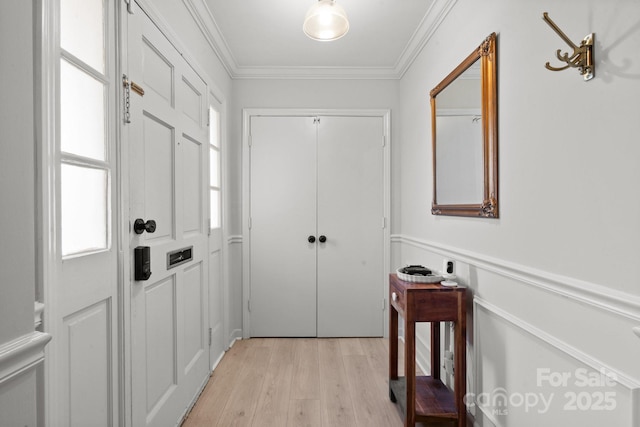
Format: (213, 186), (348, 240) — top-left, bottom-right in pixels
(241, 108), (391, 339)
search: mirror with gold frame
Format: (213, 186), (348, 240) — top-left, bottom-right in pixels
(430, 32), (498, 218)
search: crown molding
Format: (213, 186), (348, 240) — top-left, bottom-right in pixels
(182, 0), (237, 78)
(394, 0), (458, 78)
(185, 0), (458, 80)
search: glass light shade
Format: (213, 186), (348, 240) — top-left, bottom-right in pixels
(303, 0), (349, 41)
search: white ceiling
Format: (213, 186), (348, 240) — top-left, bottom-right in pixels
(190, 0), (454, 79)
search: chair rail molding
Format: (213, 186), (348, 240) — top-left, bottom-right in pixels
(0, 332), (52, 386)
(391, 234), (640, 322)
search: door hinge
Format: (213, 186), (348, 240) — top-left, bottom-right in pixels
(124, 0), (135, 14)
(248, 217), (252, 229)
(207, 218), (211, 236)
(208, 327), (212, 346)
(248, 135), (252, 147)
(383, 299), (387, 310)
(248, 300), (251, 312)
(382, 217), (386, 229)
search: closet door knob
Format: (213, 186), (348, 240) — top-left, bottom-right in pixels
(308, 235), (316, 243)
(318, 235), (327, 243)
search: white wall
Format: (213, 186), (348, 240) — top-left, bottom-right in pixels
(396, 0), (640, 425)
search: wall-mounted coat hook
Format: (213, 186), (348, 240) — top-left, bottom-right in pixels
(542, 12), (594, 81)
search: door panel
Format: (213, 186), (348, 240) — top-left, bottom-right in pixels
(128, 8), (209, 426)
(64, 300), (111, 427)
(250, 116), (317, 337)
(317, 116), (384, 337)
(144, 276), (177, 415)
(142, 113), (175, 241)
(183, 262), (205, 371)
(182, 137), (203, 235)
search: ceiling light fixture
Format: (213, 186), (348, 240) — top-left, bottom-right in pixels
(303, 0), (350, 41)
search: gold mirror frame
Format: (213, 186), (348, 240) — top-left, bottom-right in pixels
(430, 32), (498, 218)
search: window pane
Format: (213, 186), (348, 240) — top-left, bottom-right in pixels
(61, 164), (108, 256)
(61, 60), (106, 160)
(210, 189), (220, 229)
(209, 147), (219, 187)
(61, 0), (105, 72)
(209, 108), (220, 148)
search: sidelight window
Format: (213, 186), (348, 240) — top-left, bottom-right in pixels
(209, 107), (221, 230)
(59, 0), (111, 256)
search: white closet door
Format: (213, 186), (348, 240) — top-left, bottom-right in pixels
(250, 116), (317, 336)
(317, 116), (384, 337)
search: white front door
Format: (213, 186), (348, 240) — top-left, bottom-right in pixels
(127, 8), (210, 426)
(248, 114), (386, 338)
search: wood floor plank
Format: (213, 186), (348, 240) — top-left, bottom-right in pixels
(214, 342), (272, 427)
(338, 338), (364, 356)
(182, 341), (249, 426)
(182, 338), (417, 427)
(291, 338), (320, 400)
(286, 399), (322, 427)
(251, 339), (295, 427)
(343, 354), (403, 427)
(317, 339), (358, 427)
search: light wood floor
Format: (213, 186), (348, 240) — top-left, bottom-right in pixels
(182, 337), (407, 427)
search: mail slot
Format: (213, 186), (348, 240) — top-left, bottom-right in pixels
(167, 246), (193, 269)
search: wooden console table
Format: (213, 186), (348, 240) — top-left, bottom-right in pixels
(388, 273), (467, 426)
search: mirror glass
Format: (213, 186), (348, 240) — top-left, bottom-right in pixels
(431, 33), (498, 217)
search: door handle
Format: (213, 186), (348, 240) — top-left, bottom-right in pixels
(318, 235), (327, 243)
(134, 218), (157, 234)
(308, 235), (316, 243)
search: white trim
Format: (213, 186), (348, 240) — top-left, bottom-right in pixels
(242, 108), (391, 338)
(395, 0), (459, 78)
(391, 234), (640, 322)
(228, 330), (243, 345)
(182, 0), (457, 80)
(228, 235), (243, 245)
(181, 0), (235, 79)
(34, 302), (45, 329)
(473, 297), (640, 424)
(35, 1), (60, 426)
(0, 332), (52, 386)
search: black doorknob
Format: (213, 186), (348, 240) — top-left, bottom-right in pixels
(134, 218), (157, 234)
(319, 235), (327, 243)
(308, 235), (316, 243)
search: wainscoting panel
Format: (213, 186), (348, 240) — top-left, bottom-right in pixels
(474, 298), (637, 426)
(0, 331), (51, 427)
(391, 235), (640, 426)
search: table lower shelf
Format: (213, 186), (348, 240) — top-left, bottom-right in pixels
(389, 376), (458, 423)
